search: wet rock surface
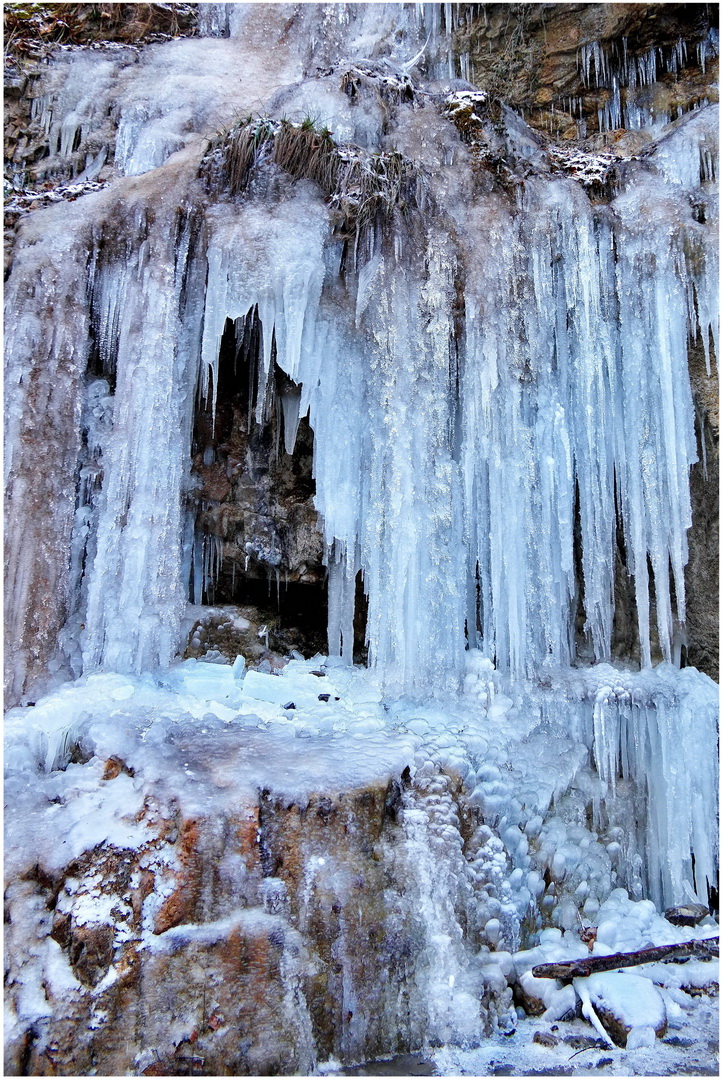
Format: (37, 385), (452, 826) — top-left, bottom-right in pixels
(190, 338), (325, 599)
(454, 3), (717, 140)
(665, 903), (710, 927)
(3, 753), (492, 1075)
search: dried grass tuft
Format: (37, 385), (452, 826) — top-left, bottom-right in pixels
(200, 116), (418, 236)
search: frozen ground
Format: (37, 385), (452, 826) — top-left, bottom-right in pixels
(330, 996), (719, 1076)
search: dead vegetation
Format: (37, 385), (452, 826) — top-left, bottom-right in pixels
(200, 116), (419, 235)
(3, 3), (196, 59)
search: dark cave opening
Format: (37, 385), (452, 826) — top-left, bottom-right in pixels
(188, 311), (333, 660)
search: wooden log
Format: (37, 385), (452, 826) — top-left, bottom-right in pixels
(531, 937), (719, 980)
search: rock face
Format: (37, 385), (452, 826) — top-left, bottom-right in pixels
(3, 728), (518, 1075)
(454, 3), (715, 140)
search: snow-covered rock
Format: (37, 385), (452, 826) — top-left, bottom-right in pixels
(579, 972), (668, 1047)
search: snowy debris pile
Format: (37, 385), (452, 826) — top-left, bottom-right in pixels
(547, 144), (617, 187)
(340, 62), (417, 105)
(3, 177), (107, 219)
(513, 889), (718, 1050)
(181, 604), (289, 670)
(445, 88), (490, 124)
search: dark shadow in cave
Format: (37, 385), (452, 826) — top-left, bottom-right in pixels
(188, 311), (369, 661)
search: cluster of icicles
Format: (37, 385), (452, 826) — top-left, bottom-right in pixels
(197, 121), (716, 698)
(61, 109), (716, 701)
(578, 34), (717, 133)
(3, 3), (717, 706)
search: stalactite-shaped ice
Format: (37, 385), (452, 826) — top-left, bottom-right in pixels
(340, 227), (466, 694)
(461, 181), (617, 678)
(540, 662), (719, 908)
(200, 196), (328, 421)
(459, 106), (717, 679)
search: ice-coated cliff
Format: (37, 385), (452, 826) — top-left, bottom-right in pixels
(3, 3), (719, 1075)
(5, 3), (718, 697)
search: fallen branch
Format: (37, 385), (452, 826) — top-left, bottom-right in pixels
(532, 937), (719, 981)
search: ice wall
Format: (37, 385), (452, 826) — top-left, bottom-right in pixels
(4, 209), (92, 703)
(5, 4), (718, 699)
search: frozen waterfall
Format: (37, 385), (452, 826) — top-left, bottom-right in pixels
(4, 1), (718, 894)
(4, 4), (718, 700)
(3, 4), (719, 1074)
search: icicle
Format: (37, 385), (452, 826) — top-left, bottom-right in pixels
(327, 544), (356, 663)
(80, 205), (203, 676)
(279, 386), (304, 456)
(200, 199), (327, 428)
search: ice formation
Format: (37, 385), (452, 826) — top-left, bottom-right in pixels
(578, 33), (717, 133)
(5, 0), (718, 897)
(4, 655), (719, 1071)
(22, 26), (718, 691)
(3, 2), (719, 1072)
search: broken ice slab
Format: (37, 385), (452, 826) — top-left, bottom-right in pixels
(241, 668), (339, 709)
(167, 658), (244, 705)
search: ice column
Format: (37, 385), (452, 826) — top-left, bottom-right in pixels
(462, 191), (585, 679)
(309, 225), (466, 694)
(587, 664), (719, 907)
(80, 211), (204, 674)
(461, 106), (717, 679)
(4, 214), (92, 701)
(612, 108), (717, 666)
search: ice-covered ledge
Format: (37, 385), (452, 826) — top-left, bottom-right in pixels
(4, 654), (717, 1074)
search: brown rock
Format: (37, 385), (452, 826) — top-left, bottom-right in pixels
(68, 923), (115, 987)
(664, 903), (709, 927)
(153, 817), (202, 933)
(533, 1030), (560, 1047)
(103, 755), (134, 780)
